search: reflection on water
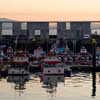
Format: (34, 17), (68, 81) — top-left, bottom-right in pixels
(92, 69), (96, 97)
(7, 75), (29, 95)
(0, 72), (100, 100)
(41, 75), (64, 98)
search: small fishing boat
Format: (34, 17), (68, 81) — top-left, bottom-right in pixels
(12, 50), (29, 65)
(41, 54), (71, 76)
(57, 54), (73, 65)
(41, 55), (64, 75)
(8, 66), (29, 75)
(8, 50), (29, 75)
(75, 47), (92, 65)
(33, 47), (46, 59)
(29, 60), (41, 72)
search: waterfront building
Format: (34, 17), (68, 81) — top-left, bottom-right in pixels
(0, 18), (92, 51)
(0, 18), (91, 40)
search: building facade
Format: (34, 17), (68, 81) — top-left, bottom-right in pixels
(57, 21), (91, 40)
(0, 19), (91, 40)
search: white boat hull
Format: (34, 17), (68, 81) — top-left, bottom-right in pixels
(8, 68), (29, 75)
(43, 67), (64, 75)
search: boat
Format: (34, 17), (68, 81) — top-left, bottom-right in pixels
(7, 75), (30, 83)
(11, 50), (29, 65)
(41, 55), (64, 75)
(8, 66), (29, 75)
(33, 47), (46, 59)
(41, 55), (71, 76)
(29, 60), (41, 72)
(8, 50), (29, 75)
(75, 47), (92, 65)
(57, 54), (73, 65)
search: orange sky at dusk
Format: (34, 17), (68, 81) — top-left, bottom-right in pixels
(0, 0), (100, 21)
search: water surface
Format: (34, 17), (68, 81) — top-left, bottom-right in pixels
(0, 72), (100, 100)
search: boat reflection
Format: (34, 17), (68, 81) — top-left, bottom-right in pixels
(41, 75), (65, 96)
(7, 75), (30, 95)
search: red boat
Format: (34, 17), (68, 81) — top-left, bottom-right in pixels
(41, 55), (65, 75)
(8, 50), (29, 75)
(11, 51), (29, 65)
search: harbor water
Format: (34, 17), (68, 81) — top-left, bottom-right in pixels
(0, 72), (100, 100)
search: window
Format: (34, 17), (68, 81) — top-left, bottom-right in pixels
(21, 22), (27, 30)
(34, 30), (41, 36)
(66, 22), (71, 30)
(49, 22), (57, 35)
(49, 29), (57, 35)
(91, 22), (100, 34)
(2, 23), (13, 35)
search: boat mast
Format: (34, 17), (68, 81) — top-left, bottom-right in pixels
(15, 35), (18, 51)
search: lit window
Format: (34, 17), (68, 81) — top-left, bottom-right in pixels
(21, 22), (27, 30)
(49, 23), (57, 35)
(49, 23), (57, 29)
(91, 22), (100, 34)
(34, 30), (40, 35)
(2, 23), (13, 35)
(66, 22), (71, 30)
(49, 29), (57, 35)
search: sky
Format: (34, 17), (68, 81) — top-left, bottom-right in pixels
(0, 0), (100, 21)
